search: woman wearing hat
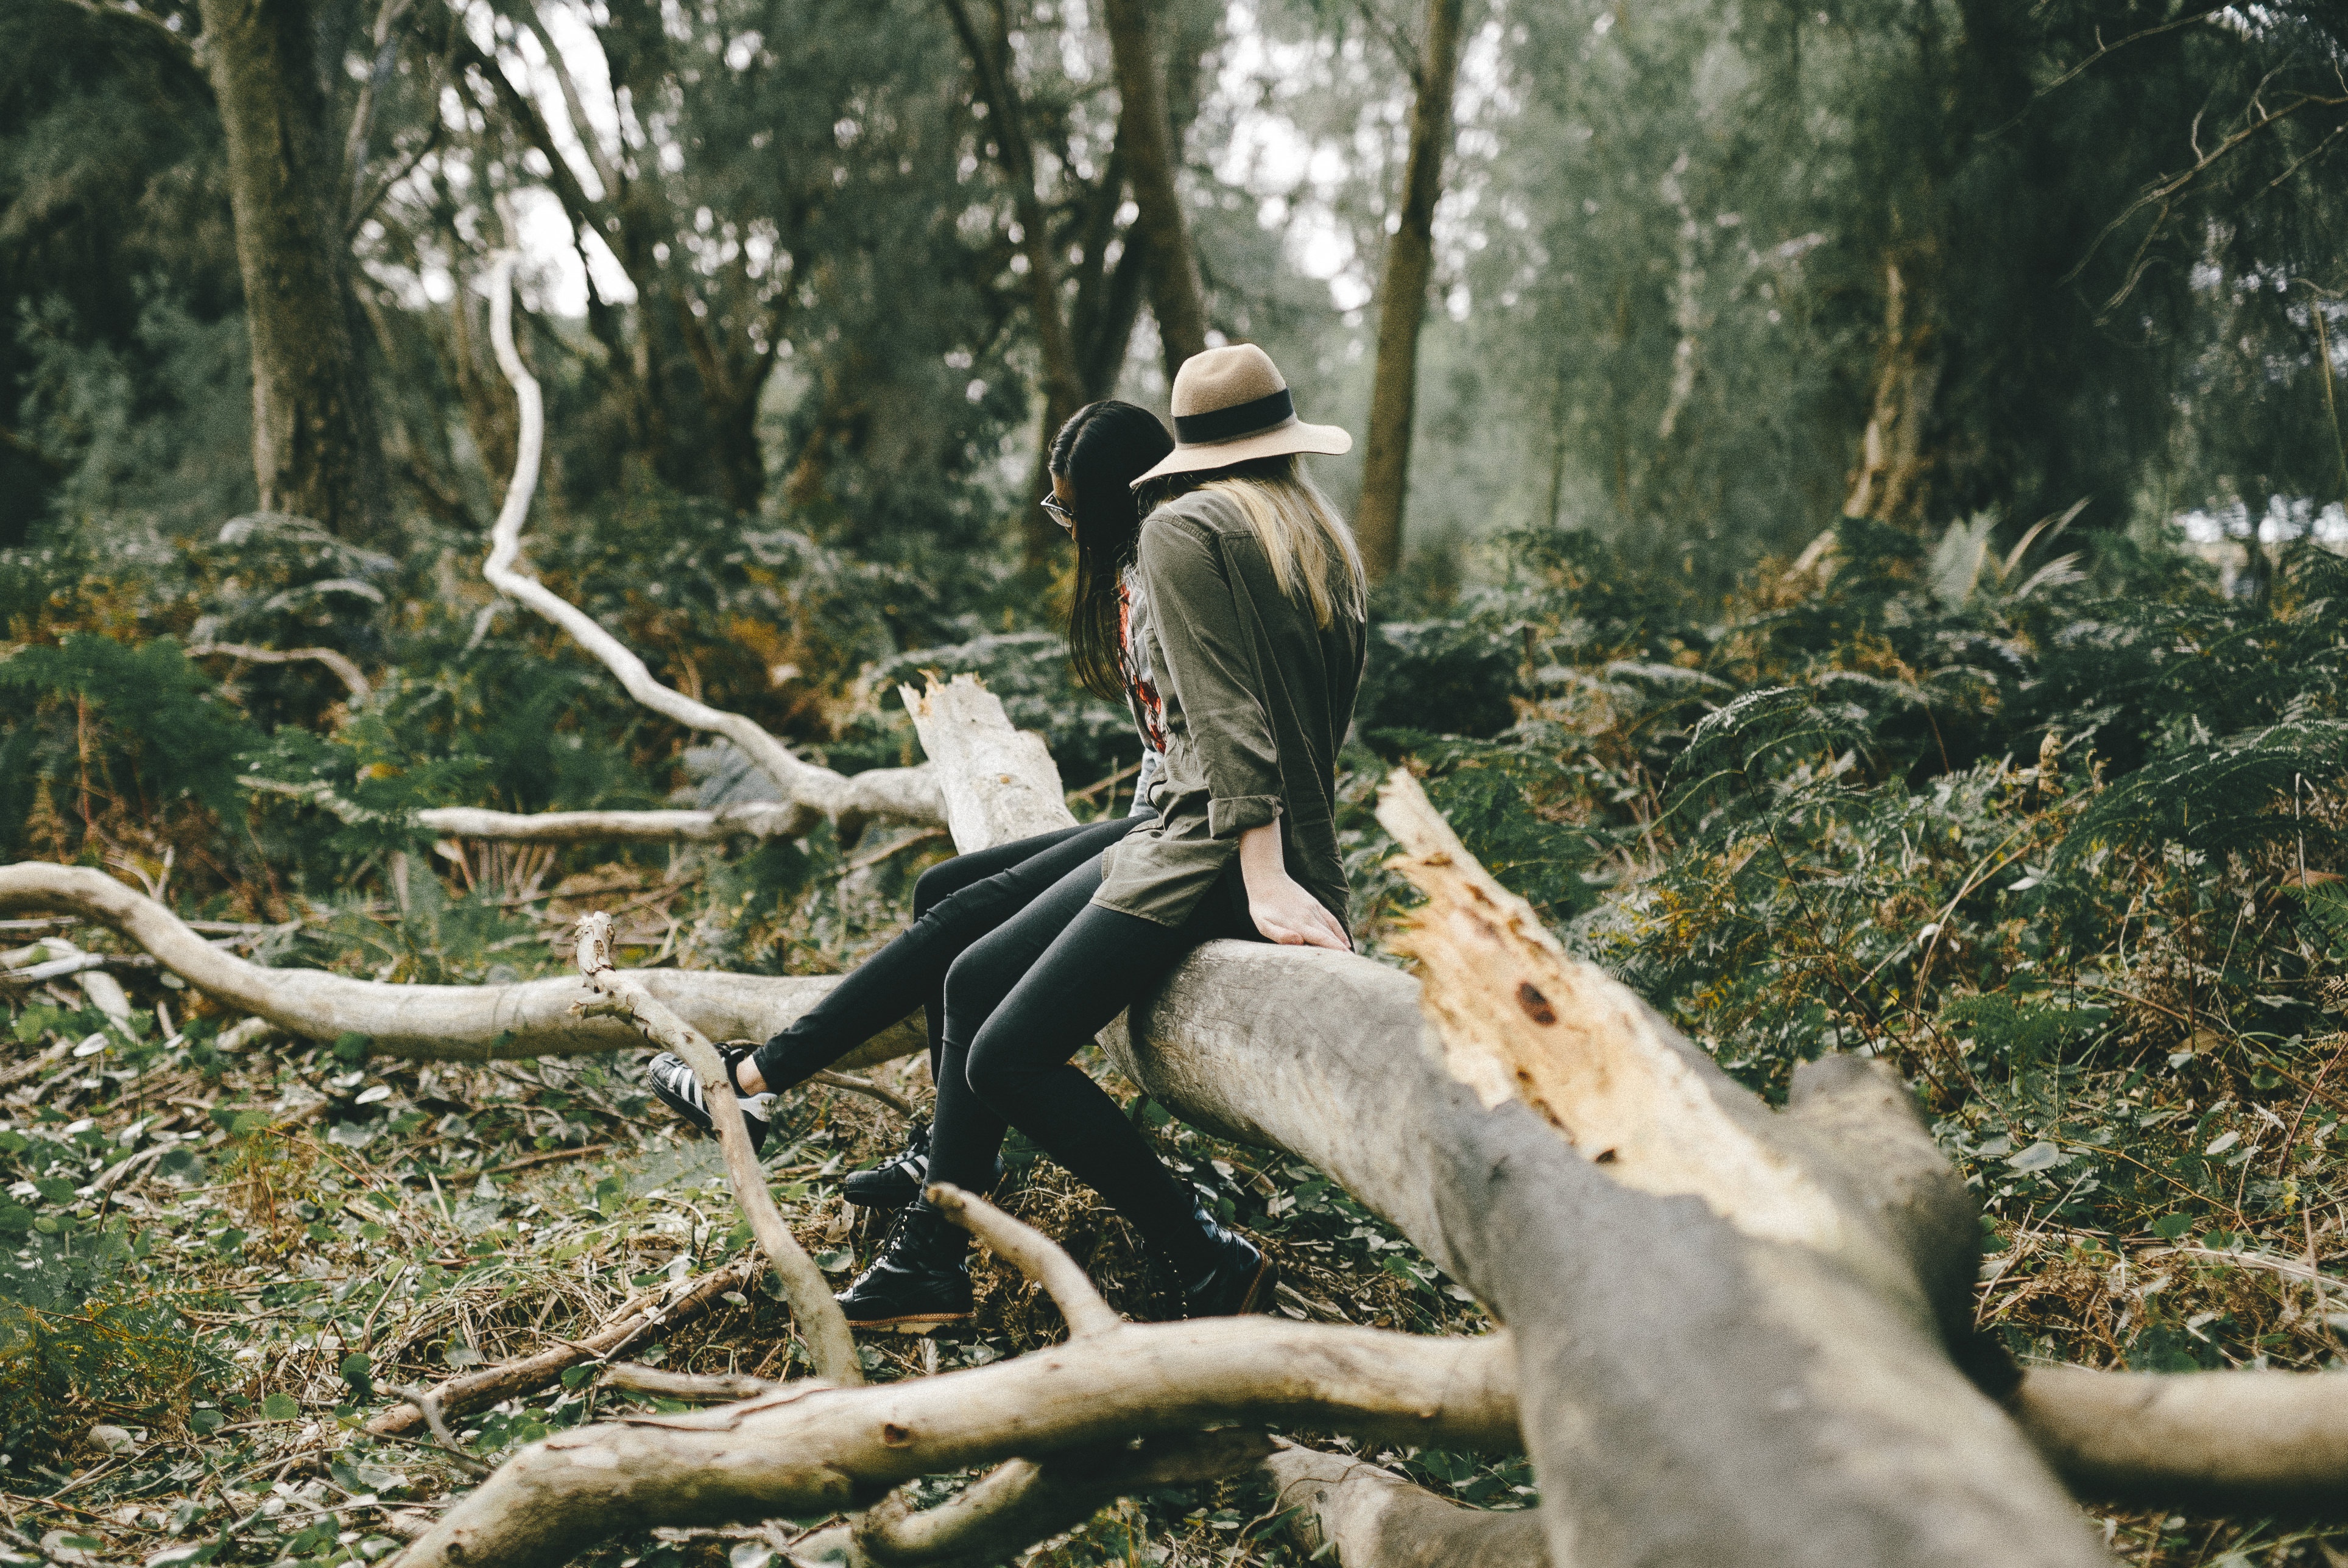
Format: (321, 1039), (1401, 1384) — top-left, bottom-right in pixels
(652, 349), (1367, 1327)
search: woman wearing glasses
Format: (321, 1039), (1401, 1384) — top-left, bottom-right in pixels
(651, 348), (1365, 1327)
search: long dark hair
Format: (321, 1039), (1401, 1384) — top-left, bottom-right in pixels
(1054, 401), (1174, 700)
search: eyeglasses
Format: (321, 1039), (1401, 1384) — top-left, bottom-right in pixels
(1040, 493), (1076, 533)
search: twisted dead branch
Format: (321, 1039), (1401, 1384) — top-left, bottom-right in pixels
(388, 1184), (1519, 1568)
(478, 253), (940, 842)
(368, 1259), (764, 1436)
(187, 639), (373, 703)
(570, 909), (860, 1385)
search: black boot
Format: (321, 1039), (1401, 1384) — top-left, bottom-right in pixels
(834, 1199), (974, 1330)
(1180, 1195), (1277, 1319)
(841, 1120), (1004, 1210)
(646, 1046), (770, 1155)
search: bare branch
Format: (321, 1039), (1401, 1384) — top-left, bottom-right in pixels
(1263, 1440), (1550, 1567)
(415, 803), (819, 845)
(806, 1069), (919, 1120)
(369, 1259), (764, 1436)
(0, 860), (921, 1063)
(851, 1430), (1276, 1567)
(573, 909), (861, 1386)
(598, 1365), (780, 1404)
(2012, 1363), (2348, 1513)
(188, 640), (373, 703)
(389, 1321), (1518, 1567)
(479, 256), (940, 837)
(925, 1182), (1122, 1337)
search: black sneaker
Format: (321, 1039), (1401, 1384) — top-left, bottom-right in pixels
(834, 1199), (974, 1331)
(842, 1119), (931, 1209)
(1181, 1197), (1277, 1318)
(839, 1120), (1004, 1210)
(646, 1046), (770, 1155)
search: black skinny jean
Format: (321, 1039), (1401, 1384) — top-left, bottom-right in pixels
(750, 817), (1259, 1278)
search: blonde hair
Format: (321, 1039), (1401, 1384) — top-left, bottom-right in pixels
(1196, 458), (1368, 628)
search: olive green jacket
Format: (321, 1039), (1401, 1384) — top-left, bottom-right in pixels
(1094, 488), (1367, 929)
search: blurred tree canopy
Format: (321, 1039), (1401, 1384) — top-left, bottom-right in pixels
(0, 0), (2342, 586)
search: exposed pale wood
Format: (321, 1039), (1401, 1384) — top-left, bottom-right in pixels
(898, 677), (1076, 853)
(389, 1320), (1518, 1567)
(415, 803), (819, 844)
(2011, 1364), (2348, 1513)
(573, 910), (860, 1386)
(1263, 1441), (1551, 1568)
(1375, 769), (1846, 1251)
(479, 256), (940, 836)
(0, 861), (923, 1063)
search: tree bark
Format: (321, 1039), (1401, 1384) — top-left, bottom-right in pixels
(198, 0), (389, 543)
(1353, 0), (1465, 583)
(1352, 0), (1456, 582)
(1263, 1443), (1549, 1568)
(939, 0), (1087, 572)
(1842, 255), (1944, 523)
(1101, 0), (1211, 379)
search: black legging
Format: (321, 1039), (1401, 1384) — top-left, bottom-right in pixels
(928, 853), (1258, 1279)
(749, 816), (1258, 1279)
(752, 816), (1141, 1092)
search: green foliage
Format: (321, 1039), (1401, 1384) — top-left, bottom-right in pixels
(0, 632), (256, 854)
(0, 1126), (218, 1468)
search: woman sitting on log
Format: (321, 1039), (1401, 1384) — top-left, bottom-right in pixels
(650, 346), (1367, 1327)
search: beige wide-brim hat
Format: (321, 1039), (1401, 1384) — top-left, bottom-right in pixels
(1132, 343), (1352, 485)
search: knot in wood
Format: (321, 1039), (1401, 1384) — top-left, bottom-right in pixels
(881, 1421), (914, 1448)
(1514, 981), (1558, 1025)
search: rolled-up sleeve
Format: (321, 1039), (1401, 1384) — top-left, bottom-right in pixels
(1137, 515), (1283, 838)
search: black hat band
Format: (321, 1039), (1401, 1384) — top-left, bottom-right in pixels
(1174, 387), (1294, 445)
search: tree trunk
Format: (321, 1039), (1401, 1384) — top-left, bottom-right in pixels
(1842, 255), (1944, 524)
(199, 0), (388, 542)
(1102, 0), (1211, 381)
(1353, 0), (1464, 583)
(940, 0), (1086, 572)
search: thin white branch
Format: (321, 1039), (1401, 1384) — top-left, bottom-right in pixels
(480, 255), (940, 836)
(188, 641), (373, 703)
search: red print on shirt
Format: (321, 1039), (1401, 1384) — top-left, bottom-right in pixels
(1117, 576), (1168, 755)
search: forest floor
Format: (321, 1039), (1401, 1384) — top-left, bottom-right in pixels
(2, 803), (2346, 1568)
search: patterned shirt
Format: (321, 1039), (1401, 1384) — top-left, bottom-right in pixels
(1118, 568), (1168, 817)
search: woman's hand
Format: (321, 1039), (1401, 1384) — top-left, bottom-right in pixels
(1238, 821), (1351, 951)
